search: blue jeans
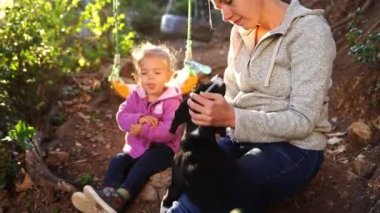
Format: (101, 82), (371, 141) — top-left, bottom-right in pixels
(167, 137), (324, 213)
(103, 144), (174, 197)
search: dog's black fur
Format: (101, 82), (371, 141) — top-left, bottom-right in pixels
(162, 76), (252, 213)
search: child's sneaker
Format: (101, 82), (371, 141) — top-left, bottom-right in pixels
(71, 191), (106, 213)
(83, 185), (125, 213)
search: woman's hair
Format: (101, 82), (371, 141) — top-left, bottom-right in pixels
(131, 42), (177, 73)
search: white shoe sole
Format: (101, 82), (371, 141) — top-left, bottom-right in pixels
(71, 191), (105, 213)
(83, 185), (117, 213)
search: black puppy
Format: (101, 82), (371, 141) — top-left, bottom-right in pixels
(161, 76), (251, 213)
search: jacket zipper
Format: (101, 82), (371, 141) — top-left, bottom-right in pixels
(247, 32), (282, 68)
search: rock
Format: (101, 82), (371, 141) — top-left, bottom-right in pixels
(95, 135), (106, 143)
(158, 187), (169, 201)
(368, 176), (380, 193)
(105, 110), (113, 120)
(351, 154), (377, 178)
(373, 116), (380, 130)
(149, 168), (172, 188)
(346, 121), (373, 152)
(346, 170), (359, 181)
(77, 112), (91, 123)
(349, 121), (372, 141)
(127, 168), (172, 212)
(105, 143), (111, 149)
(139, 184), (158, 201)
(340, 190), (349, 199)
(75, 142), (83, 147)
(45, 151), (70, 167)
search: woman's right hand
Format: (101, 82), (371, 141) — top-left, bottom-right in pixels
(187, 92), (235, 128)
(138, 115), (158, 127)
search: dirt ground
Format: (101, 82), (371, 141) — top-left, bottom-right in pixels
(1, 0), (380, 212)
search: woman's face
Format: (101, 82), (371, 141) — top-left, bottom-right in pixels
(211, 0), (263, 29)
(137, 55), (172, 99)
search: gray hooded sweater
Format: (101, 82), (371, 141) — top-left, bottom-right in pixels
(225, 0), (336, 150)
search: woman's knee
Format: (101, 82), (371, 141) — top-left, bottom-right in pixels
(217, 137), (240, 160)
(167, 194), (201, 213)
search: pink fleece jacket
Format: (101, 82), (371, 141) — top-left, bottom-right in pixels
(116, 86), (183, 158)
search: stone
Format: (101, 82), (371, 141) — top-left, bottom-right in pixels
(126, 168), (172, 212)
(45, 151), (70, 167)
(349, 121), (372, 141)
(138, 184), (158, 201)
(346, 170), (359, 181)
(351, 154), (377, 178)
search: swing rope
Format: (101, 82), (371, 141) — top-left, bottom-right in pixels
(109, 0), (195, 82)
(108, 0), (121, 83)
(183, 0), (211, 76)
(185, 0), (193, 62)
(108, 0), (209, 96)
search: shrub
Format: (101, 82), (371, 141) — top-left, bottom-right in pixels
(346, 9), (380, 64)
(0, 0), (135, 134)
(0, 120), (35, 189)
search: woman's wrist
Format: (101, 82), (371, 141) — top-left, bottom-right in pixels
(227, 105), (235, 128)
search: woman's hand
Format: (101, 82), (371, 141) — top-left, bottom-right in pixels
(187, 92), (235, 127)
(130, 124), (143, 136)
(138, 115), (158, 127)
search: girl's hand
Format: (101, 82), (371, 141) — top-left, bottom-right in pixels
(138, 115), (158, 127)
(187, 92), (235, 127)
(130, 124), (143, 136)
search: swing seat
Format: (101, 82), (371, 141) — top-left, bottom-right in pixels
(111, 75), (199, 98)
(160, 14), (213, 42)
(111, 80), (136, 99)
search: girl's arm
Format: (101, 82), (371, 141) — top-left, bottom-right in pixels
(116, 93), (144, 132)
(139, 99), (181, 142)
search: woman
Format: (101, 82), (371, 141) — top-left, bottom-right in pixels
(166, 0), (336, 212)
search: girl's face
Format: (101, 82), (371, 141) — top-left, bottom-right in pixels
(137, 55), (172, 100)
(212, 0), (263, 29)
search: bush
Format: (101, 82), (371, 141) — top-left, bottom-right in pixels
(0, 120), (35, 189)
(346, 9), (380, 64)
(0, 0), (135, 134)
(0, 1), (135, 190)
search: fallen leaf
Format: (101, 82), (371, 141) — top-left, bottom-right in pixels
(327, 137), (344, 145)
(15, 173), (33, 192)
(326, 144), (346, 155)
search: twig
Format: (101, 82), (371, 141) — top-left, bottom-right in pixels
(332, 0), (372, 30)
(70, 74), (89, 92)
(25, 148), (76, 192)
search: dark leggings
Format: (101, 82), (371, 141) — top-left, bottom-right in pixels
(103, 144), (174, 197)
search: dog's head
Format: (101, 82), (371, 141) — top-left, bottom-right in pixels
(169, 75), (226, 140)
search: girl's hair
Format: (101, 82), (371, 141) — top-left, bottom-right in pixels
(131, 42), (177, 73)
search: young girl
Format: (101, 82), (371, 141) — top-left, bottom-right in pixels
(72, 42), (183, 213)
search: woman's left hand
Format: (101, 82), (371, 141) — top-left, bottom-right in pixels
(187, 92), (235, 127)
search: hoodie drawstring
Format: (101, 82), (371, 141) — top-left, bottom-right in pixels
(264, 36), (284, 87)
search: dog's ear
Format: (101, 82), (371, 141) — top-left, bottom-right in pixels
(194, 82), (208, 94)
(170, 96), (191, 134)
(217, 83), (226, 96)
(203, 75), (226, 96)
